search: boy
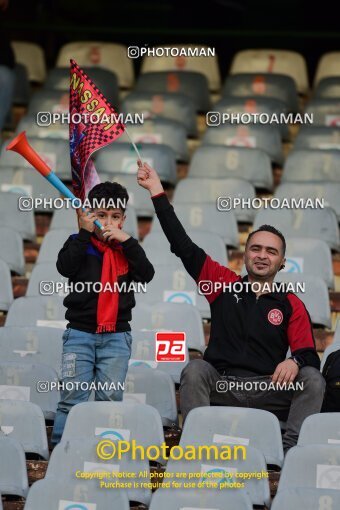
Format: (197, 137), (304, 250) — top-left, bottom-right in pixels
(51, 181), (155, 445)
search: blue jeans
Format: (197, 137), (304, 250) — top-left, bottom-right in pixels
(0, 66), (14, 130)
(51, 328), (132, 445)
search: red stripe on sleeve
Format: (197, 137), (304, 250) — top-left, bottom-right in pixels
(197, 255), (241, 304)
(287, 293), (315, 351)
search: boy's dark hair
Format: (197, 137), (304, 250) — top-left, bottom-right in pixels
(246, 224), (286, 256)
(88, 181), (129, 212)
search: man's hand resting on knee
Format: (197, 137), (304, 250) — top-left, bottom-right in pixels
(272, 359), (299, 385)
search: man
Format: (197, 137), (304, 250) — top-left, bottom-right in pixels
(137, 161), (325, 453)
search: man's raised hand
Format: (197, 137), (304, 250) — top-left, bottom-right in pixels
(137, 160), (164, 197)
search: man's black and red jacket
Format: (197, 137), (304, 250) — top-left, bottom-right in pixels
(152, 193), (320, 375)
(56, 229), (154, 333)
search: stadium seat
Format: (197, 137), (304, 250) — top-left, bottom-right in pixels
(128, 329), (189, 384)
(321, 343), (340, 371)
(212, 95), (290, 139)
(0, 400), (49, 459)
(135, 262), (210, 318)
(151, 202), (239, 248)
(142, 230), (228, 266)
(253, 206), (340, 251)
(111, 174), (155, 216)
(13, 63), (30, 106)
(272, 487), (340, 510)
(0, 493), (2, 510)
(11, 41), (46, 82)
(61, 402), (165, 461)
(314, 52), (340, 85)
(27, 90), (69, 116)
(16, 113), (69, 140)
(222, 73), (299, 112)
(44, 66), (120, 107)
(135, 70), (211, 111)
(282, 149), (340, 183)
(0, 227), (24, 275)
(0, 259), (13, 311)
(23, 477), (130, 510)
(189, 145), (273, 190)
(0, 361), (59, 419)
(294, 126), (340, 150)
(121, 91), (197, 137)
(277, 445), (340, 492)
(140, 44), (221, 91)
(26, 262), (66, 297)
(115, 118), (189, 162)
(173, 178), (256, 223)
(314, 76), (340, 99)
(130, 301), (206, 354)
(149, 488), (253, 509)
(95, 142), (177, 185)
(0, 326), (63, 375)
(274, 182), (340, 221)
(334, 319), (340, 344)
(46, 437), (151, 505)
(305, 98), (340, 126)
(56, 42), (134, 88)
(179, 407), (284, 467)
(5, 295), (66, 328)
(0, 191), (35, 241)
(36, 228), (76, 264)
(202, 123), (283, 165)
(124, 366), (178, 427)
(0, 436), (28, 497)
(284, 238), (334, 289)
(165, 446), (270, 508)
(229, 49), (308, 94)
(298, 413), (340, 446)
(274, 273), (331, 328)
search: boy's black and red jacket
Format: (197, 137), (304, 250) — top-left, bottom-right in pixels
(57, 229), (154, 333)
(152, 193), (320, 375)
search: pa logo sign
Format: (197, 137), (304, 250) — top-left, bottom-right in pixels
(155, 332), (186, 362)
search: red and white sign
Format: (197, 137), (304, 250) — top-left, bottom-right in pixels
(267, 309), (283, 326)
(155, 332), (186, 362)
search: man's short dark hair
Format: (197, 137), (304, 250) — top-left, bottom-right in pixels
(87, 181), (129, 212)
(246, 224), (286, 256)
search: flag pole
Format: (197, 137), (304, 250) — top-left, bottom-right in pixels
(124, 127), (143, 162)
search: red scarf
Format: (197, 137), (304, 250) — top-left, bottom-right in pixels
(90, 236), (129, 333)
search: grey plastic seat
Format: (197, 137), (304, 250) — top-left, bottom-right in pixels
(0, 493), (2, 510)
(131, 301), (206, 353)
(165, 445), (270, 508)
(0, 361), (59, 419)
(274, 273), (331, 328)
(149, 488), (253, 510)
(0, 437), (28, 497)
(115, 118), (189, 162)
(136, 262), (210, 318)
(213, 95), (289, 139)
(122, 91), (197, 136)
(95, 142), (177, 185)
(142, 230), (228, 266)
(294, 126), (340, 150)
(272, 487), (340, 510)
(275, 182), (340, 221)
(26, 262), (66, 297)
(223, 72), (299, 111)
(27, 90), (70, 116)
(140, 44), (221, 91)
(16, 113), (69, 140)
(5, 295), (66, 328)
(284, 238), (334, 289)
(0, 227), (24, 275)
(11, 41), (46, 83)
(189, 145), (273, 190)
(334, 319), (340, 344)
(305, 98), (340, 126)
(253, 206), (340, 251)
(321, 343), (340, 371)
(298, 413), (340, 446)
(278, 445), (340, 492)
(0, 191), (35, 241)
(202, 122), (283, 165)
(61, 401), (165, 459)
(282, 149), (340, 183)
(173, 178), (256, 223)
(151, 202), (239, 248)
(129, 329), (189, 384)
(44, 66), (120, 107)
(0, 326), (63, 375)
(37, 229), (76, 264)
(0, 400), (49, 459)
(180, 407), (284, 467)
(45, 437), (150, 505)
(23, 477), (130, 510)
(124, 366), (178, 427)
(135, 70), (211, 111)
(314, 77), (340, 99)
(0, 259), (13, 311)
(111, 174), (155, 216)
